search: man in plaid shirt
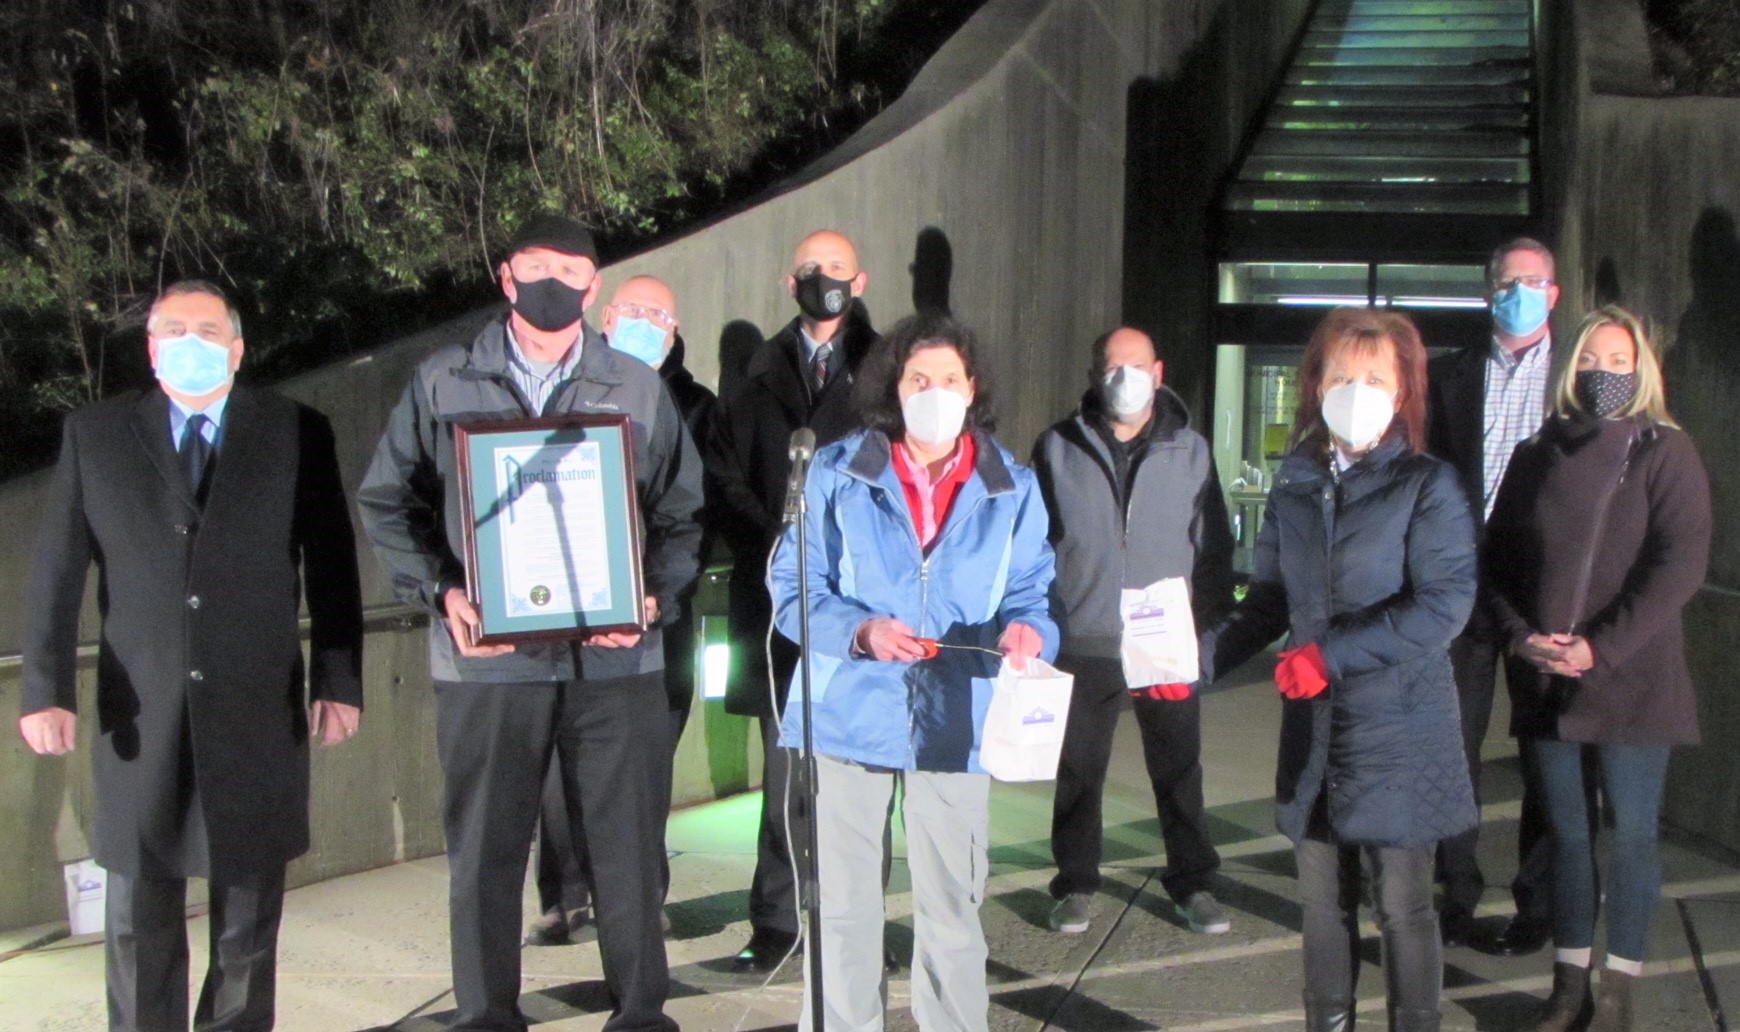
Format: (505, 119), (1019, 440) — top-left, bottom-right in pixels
(1426, 238), (1561, 955)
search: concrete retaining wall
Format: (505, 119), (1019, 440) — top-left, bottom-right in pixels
(1548, 0), (1740, 854)
(0, 0), (1311, 932)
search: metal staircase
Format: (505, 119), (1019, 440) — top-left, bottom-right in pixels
(1218, 0), (1538, 262)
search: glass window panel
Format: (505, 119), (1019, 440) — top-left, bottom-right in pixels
(1217, 262), (1369, 305)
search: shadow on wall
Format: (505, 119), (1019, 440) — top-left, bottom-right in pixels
(1119, 0), (1264, 421)
(1672, 209), (1740, 379)
(911, 226), (953, 316)
(1661, 207), (1740, 587)
(1593, 257), (1624, 308)
(715, 320), (764, 403)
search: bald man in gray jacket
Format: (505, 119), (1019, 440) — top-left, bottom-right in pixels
(1030, 327), (1236, 938)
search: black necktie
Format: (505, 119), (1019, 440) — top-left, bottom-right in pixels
(180, 413), (213, 496)
(812, 342), (833, 392)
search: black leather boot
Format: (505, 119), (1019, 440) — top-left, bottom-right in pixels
(1589, 968), (1635, 1032)
(1535, 962), (1593, 1031)
(1304, 994), (1355, 1032)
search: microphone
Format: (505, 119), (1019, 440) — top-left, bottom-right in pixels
(783, 428), (817, 522)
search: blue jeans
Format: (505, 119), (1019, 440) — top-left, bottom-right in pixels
(1530, 738), (1671, 961)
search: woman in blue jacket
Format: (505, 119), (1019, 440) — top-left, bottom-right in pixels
(769, 312), (1058, 1032)
(1204, 308), (1477, 1032)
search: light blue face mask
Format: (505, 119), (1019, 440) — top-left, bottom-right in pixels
(1491, 283), (1550, 337)
(608, 317), (668, 368)
(154, 333), (235, 396)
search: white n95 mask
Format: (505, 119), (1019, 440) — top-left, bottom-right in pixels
(902, 388), (969, 446)
(1103, 365), (1155, 418)
(1320, 382), (1395, 450)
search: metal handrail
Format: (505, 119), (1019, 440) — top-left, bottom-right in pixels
(0, 601), (429, 672)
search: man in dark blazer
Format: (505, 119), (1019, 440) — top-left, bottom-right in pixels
(1426, 237), (1561, 954)
(704, 229), (877, 971)
(19, 280), (365, 1031)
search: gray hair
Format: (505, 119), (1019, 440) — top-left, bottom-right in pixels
(147, 279), (244, 338)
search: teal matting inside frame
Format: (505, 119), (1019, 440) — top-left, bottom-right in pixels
(465, 422), (639, 634)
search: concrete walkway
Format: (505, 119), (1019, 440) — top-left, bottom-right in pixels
(4, 657), (1737, 1031)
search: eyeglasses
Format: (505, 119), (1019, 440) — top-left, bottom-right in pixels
(1493, 275), (1554, 291)
(612, 302), (676, 327)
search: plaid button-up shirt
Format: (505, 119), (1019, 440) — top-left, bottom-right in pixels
(1481, 334), (1551, 519)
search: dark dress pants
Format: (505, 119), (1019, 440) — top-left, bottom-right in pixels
(1296, 832), (1440, 1015)
(105, 864), (287, 1032)
(436, 675), (675, 1032)
(749, 713), (802, 935)
(1049, 656), (1219, 904)
(536, 631), (698, 916)
(1434, 628), (1498, 916)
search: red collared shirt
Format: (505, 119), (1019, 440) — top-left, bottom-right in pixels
(890, 433), (977, 552)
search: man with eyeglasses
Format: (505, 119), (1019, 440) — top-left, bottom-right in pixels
(358, 214), (701, 1031)
(522, 274), (720, 947)
(1427, 237), (1562, 956)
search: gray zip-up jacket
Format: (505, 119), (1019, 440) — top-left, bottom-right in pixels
(357, 316), (703, 683)
(1030, 387), (1236, 666)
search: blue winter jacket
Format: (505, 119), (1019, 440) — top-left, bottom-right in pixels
(770, 429), (1060, 772)
(1203, 437), (1478, 848)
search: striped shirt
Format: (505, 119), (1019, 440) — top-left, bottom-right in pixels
(504, 320), (584, 415)
(1481, 334), (1551, 519)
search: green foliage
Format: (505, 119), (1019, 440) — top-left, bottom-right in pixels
(0, 0), (913, 477)
(1647, 0), (1740, 95)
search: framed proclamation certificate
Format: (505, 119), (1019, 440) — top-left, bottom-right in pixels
(455, 415), (645, 644)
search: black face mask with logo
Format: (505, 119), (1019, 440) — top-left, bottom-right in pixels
(794, 272), (853, 321)
(1574, 369), (1637, 419)
(511, 276), (588, 332)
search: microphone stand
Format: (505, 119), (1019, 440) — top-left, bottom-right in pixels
(784, 435), (825, 1032)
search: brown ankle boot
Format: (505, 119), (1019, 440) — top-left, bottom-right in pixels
(1589, 968), (1635, 1032)
(1535, 962), (1593, 1031)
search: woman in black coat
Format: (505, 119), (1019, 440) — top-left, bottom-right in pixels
(1205, 308), (1477, 1032)
(1484, 306), (1711, 1032)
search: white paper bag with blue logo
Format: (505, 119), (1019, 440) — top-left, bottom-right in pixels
(1119, 576), (1198, 687)
(979, 657), (1074, 782)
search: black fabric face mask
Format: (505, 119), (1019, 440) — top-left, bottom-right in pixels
(1574, 369), (1637, 419)
(511, 276), (588, 332)
(793, 272), (853, 321)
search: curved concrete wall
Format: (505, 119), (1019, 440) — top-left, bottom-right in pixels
(1546, 0), (1740, 855)
(0, 0), (1312, 931)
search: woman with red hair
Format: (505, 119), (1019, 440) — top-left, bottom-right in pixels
(1204, 308), (1478, 1032)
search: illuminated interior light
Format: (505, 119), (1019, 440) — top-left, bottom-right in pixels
(701, 643), (731, 700)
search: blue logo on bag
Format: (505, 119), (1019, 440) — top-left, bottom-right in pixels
(1021, 708), (1055, 726)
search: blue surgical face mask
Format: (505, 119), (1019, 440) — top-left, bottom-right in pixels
(609, 317), (668, 368)
(154, 333), (235, 396)
(1491, 283), (1550, 337)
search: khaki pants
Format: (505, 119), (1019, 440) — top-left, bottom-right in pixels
(802, 755), (990, 1032)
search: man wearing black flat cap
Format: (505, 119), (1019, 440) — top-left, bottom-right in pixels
(358, 213), (703, 1032)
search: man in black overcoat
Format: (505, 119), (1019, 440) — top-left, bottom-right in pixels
(704, 229), (877, 971)
(19, 279), (365, 1031)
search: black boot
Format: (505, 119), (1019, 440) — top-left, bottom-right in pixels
(1390, 1008), (1440, 1032)
(1304, 994), (1355, 1032)
(1535, 962), (1593, 1032)
(1589, 968), (1635, 1032)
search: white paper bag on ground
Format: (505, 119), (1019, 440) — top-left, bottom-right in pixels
(980, 657), (1074, 782)
(1119, 576), (1199, 687)
(63, 859), (106, 936)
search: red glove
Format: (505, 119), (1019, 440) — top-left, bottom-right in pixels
(1275, 643), (1329, 700)
(1132, 683), (1192, 701)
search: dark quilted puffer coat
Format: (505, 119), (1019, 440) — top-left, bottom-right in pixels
(1204, 437), (1479, 848)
